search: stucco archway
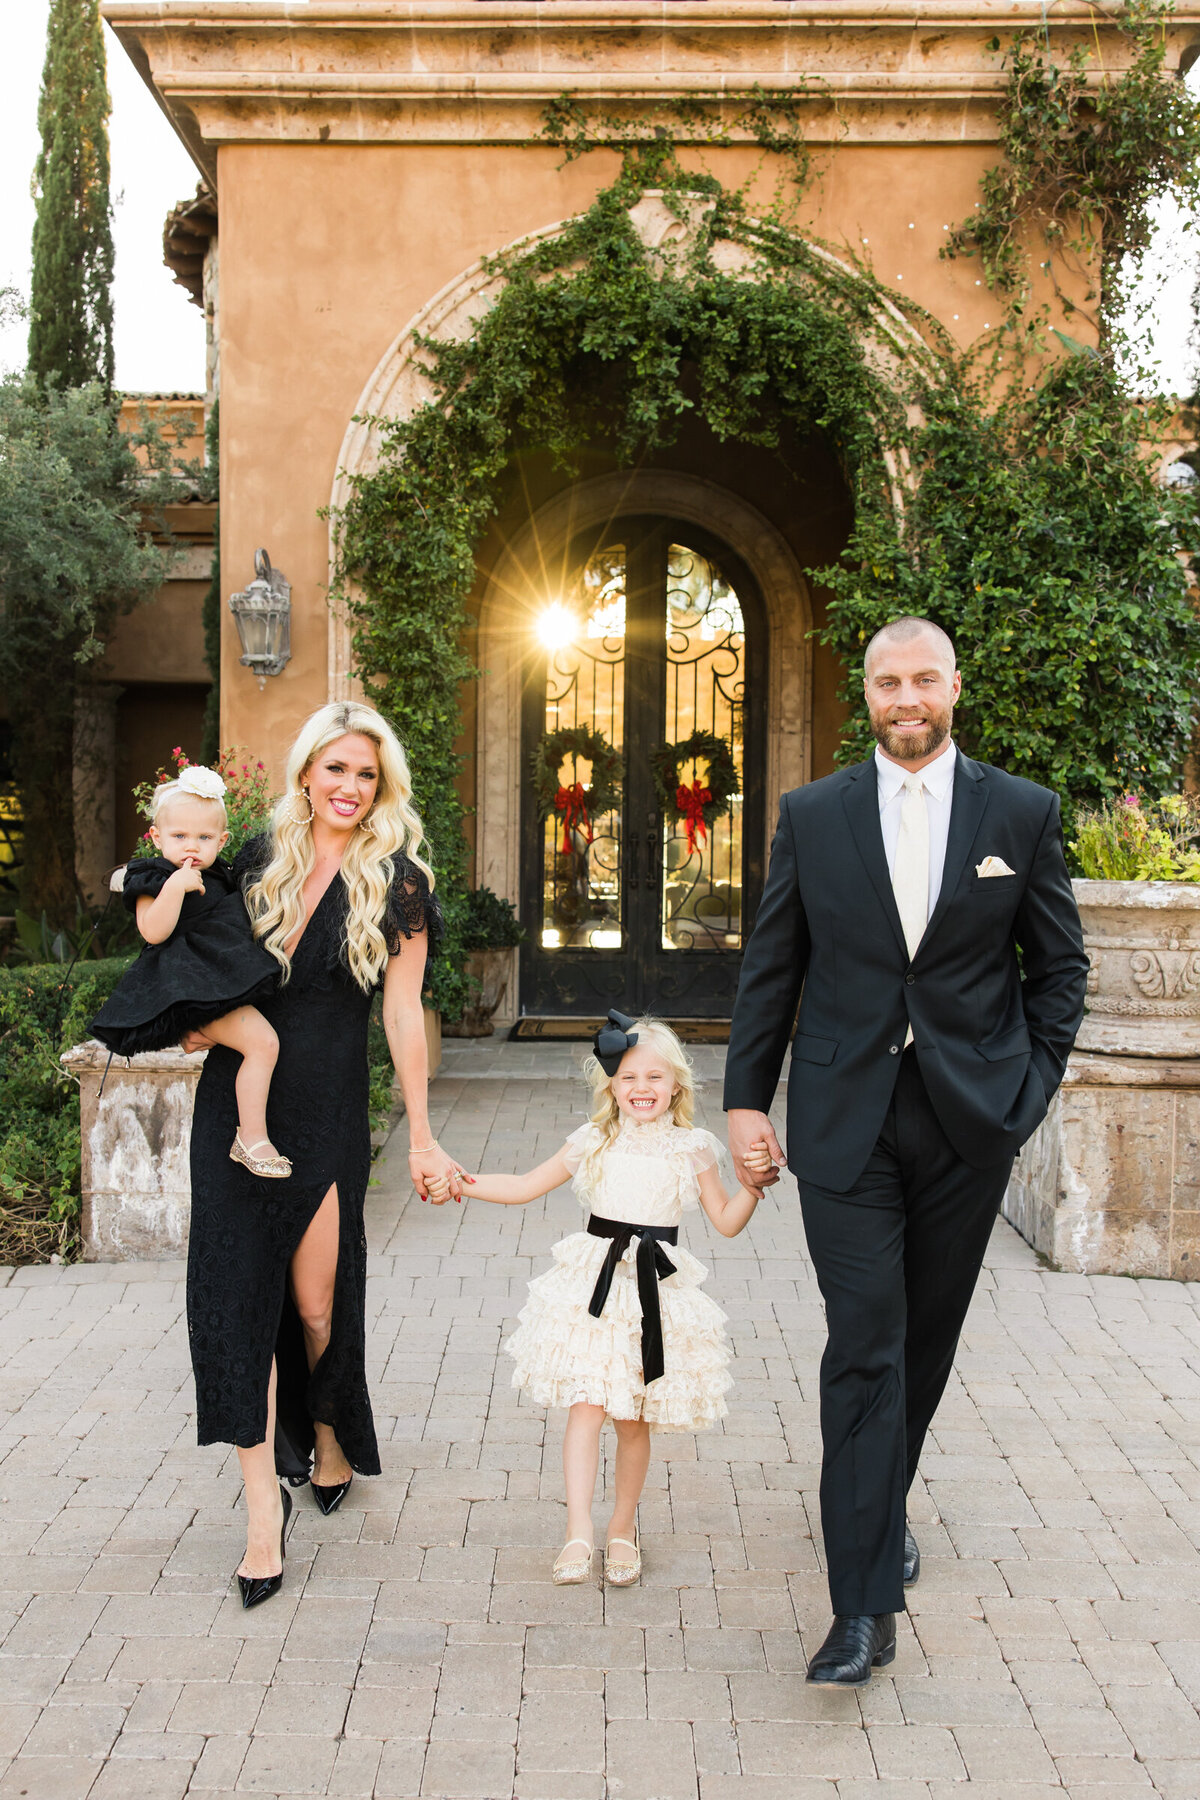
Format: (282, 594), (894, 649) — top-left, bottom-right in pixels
(327, 192), (942, 699)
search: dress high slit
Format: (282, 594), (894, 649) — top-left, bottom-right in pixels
(186, 835), (441, 1480)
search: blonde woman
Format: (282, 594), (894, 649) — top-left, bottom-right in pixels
(182, 702), (459, 1608)
(432, 1011), (770, 1586)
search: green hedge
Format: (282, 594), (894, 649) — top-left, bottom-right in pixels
(0, 956), (131, 1263)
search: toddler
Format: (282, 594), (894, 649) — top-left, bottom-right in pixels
(91, 766), (290, 1177)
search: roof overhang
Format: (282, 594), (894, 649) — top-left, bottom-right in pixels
(103, 1), (1200, 190)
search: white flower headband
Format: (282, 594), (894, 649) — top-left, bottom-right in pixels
(175, 765), (227, 803)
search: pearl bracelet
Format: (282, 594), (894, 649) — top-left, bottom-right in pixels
(407, 1144), (437, 1156)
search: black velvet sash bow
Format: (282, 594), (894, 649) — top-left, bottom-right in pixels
(586, 1213), (679, 1386)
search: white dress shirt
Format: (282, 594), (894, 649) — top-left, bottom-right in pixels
(875, 738), (957, 919)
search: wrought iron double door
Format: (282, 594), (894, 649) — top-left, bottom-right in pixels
(519, 516), (766, 1019)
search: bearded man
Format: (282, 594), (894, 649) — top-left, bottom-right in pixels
(724, 616), (1088, 1686)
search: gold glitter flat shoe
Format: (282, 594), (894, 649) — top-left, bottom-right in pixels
(230, 1134), (293, 1179)
(604, 1533), (641, 1586)
(552, 1537), (594, 1585)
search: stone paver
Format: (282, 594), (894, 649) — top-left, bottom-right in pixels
(1, 1041), (1200, 1795)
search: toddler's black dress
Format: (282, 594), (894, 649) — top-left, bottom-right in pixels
(90, 856), (279, 1056)
(186, 835), (441, 1479)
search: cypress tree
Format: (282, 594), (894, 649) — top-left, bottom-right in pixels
(28, 0), (115, 391)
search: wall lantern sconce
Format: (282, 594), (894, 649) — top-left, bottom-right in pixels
(229, 548), (292, 686)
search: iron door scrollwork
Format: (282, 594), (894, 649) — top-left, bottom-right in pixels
(519, 518), (765, 1018)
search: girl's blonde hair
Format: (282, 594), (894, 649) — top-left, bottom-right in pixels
(150, 781), (228, 828)
(246, 701), (435, 992)
(578, 1017), (695, 1197)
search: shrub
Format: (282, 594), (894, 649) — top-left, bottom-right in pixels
(462, 887), (525, 952)
(1072, 793), (1200, 883)
(0, 956), (131, 1264)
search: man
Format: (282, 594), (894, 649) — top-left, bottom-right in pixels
(724, 617), (1088, 1686)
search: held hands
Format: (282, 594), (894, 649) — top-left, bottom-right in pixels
(408, 1143), (465, 1205)
(728, 1109), (786, 1191)
(743, 1140), (776, 1189)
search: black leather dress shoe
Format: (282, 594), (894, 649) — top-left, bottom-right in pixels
(311, 1475), (353, 1516)
(806, 1613), (896, 1687)
(903, 1524), (920, 1587)
(236, 1486), (291, 1610)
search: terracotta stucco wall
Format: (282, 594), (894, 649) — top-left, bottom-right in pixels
(217, 139), (1058, 780)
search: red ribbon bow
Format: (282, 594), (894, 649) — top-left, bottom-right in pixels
(554, 782), (593, 854)
(676, 780), (712, 855)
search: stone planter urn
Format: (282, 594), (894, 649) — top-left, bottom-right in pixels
(1072, 879), (1200, 1056)
(442, 948), (512, 1038)
(1003, 879), (1200, 1279)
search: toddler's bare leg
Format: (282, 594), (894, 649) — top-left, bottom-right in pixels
(198, 1006), (280, 1154)
(562, 1402), (605, 1547)
(609, 1417), (651, 1542)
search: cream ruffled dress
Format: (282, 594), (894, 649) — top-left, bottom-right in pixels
(503, 1116), (733, 1432)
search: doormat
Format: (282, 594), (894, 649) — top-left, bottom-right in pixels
(510, 1017), (730, 1044)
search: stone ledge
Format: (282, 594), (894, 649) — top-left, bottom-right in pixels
(1062, 1052), (1200, 1090)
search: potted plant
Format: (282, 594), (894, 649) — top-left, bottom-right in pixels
(1069, 793), (1200, 1057)
(442, 887), (525, 1038)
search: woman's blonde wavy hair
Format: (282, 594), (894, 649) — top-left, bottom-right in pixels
(246, 701), (435, 992)
(577, 1017), (696, 1198)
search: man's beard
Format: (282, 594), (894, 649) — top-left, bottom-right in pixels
(871, 703), (953, 762)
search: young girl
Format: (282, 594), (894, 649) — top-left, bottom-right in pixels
(432, 1011), (772, 1585)
(90, 766), (290, 1178)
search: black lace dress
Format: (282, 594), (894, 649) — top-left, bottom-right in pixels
(186, 835), (441, 1478)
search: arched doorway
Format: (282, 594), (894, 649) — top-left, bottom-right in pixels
(520, 515), (766, 1019)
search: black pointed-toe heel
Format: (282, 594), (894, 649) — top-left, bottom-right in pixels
(311, 1474), (353, 1516)
(237, 1485), (292, 1610)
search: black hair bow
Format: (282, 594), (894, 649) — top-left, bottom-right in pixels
(594, 1008), (639, 1076)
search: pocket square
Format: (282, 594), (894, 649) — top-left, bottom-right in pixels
(976, 856), (1016, 878)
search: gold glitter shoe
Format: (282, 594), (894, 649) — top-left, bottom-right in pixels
(604, 1533), (641, 1586)
(229, 1134), (293, 1179)
(552, 1537), (594, 1585)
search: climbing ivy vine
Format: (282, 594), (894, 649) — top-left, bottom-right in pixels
(331, 32), (1200, 1014)
(944, 1), (1200, 333)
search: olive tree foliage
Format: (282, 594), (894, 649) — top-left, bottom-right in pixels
(0, 376), (176, 920)
(28, 0), (115, 392)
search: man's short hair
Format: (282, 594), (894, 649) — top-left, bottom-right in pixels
(864, 615), (956, 675)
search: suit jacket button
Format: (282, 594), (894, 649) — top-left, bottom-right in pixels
(889, 1045), (899, 1055)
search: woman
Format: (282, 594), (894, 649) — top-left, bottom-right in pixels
(183, 701), (460, 1607)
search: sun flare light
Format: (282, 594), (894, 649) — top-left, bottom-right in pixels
(537, 603), (577, 650)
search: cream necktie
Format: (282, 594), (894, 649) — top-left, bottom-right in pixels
(893, 773), (929, 1047)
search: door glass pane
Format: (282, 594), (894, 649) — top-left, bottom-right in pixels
(662, 543), (744, 952)
(538, 543), (625, 950)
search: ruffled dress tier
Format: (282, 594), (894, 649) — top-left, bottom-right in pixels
(504, 1117), (733, 1432)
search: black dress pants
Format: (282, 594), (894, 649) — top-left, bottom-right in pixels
(797, 1049), (1014, 1616)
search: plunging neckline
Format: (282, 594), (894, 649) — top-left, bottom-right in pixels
(284, 863), (343, 960)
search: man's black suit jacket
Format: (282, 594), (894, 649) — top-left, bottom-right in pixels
(723, 751), (1090, 1193)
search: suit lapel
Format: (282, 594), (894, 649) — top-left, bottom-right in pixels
(918, 752), (989, 956)
(840, 760), (908, 960)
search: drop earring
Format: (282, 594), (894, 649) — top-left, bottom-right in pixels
(291, 787), (315, 825)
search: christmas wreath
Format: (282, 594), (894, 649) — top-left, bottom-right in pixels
(530, 725), (623, 854)
(651, 730), (740, 855)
